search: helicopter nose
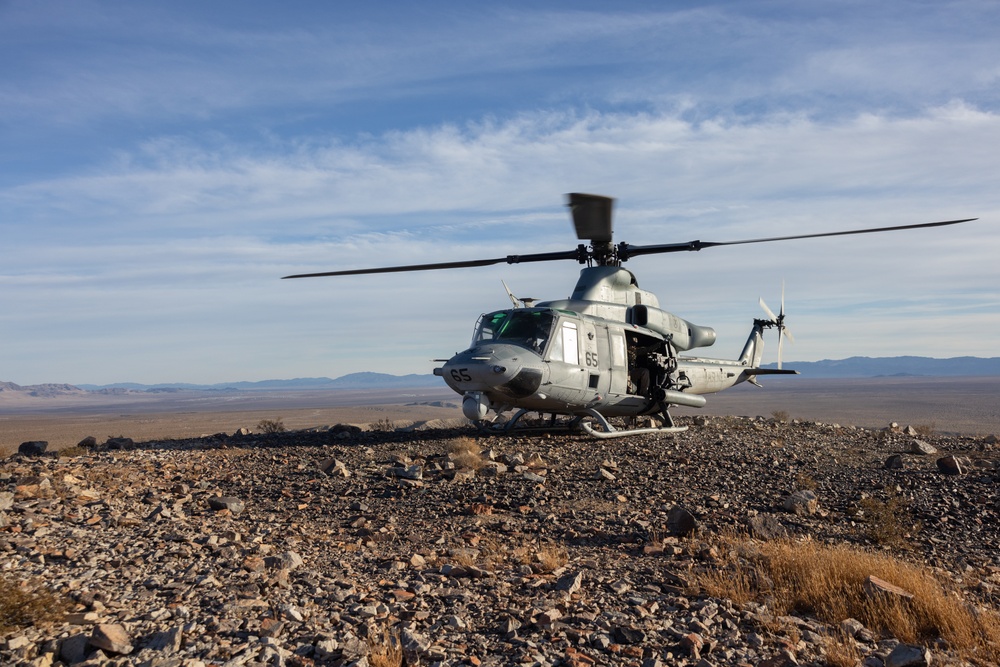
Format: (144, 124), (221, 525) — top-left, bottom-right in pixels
(435, 345), (545, 399)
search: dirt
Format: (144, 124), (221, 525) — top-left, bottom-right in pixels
(2, 377), (998, 453)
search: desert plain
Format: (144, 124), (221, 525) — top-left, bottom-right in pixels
(2, 376), (999, 451)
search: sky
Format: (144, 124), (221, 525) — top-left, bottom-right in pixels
(2, 0), (999, 386)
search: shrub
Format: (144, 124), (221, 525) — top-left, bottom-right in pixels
(771, 410), (790, 423)
(256, 418), (285, 435)
(0, 576), (66, 632)
(860, 492), (918, 547)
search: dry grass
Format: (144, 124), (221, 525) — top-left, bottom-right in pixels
(446, 436), (484, 471)
(795, 471), (818, 491)
(0, 575), (67, 632)
(698, 536), (1000, 664)
(367, 627), (403, 667)
(535, 541), (570, 573)
(824, 633), (861, 667)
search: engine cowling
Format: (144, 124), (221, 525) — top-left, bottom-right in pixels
(629, 305), (717, 351)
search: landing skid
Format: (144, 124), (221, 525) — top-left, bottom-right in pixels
(475, 407), (687, 438)
(578, 408), (687, 439)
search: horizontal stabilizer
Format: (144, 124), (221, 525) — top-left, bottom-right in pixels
(745, 368), (800, 376)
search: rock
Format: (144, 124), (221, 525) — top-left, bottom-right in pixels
(19, 441), (48, 456)
(884, 454), (905, 470)
(783, 489), (818, 516)
(747, 514), (788, 540)
(556, 571), (583, 595)
(105, 437), (133, 449)
(667, 506), (698, 536)
(78, 436), (98, 448)
(885, 643), (932, 667)
(679, 632), (704, 658)
(936, 455), (964, 475)
(88, 623), (133, 655)
(910, 440), (937, 455)
(265, 551), (304, 571)
(863, 575), (914, 601)
(597, 467), (617, 481)
(208, 496), (245, 514)
(839, 617), (866, 639)
(319, 458), (351, 477)
(392, 464), (423, 481)
(0, 491), (13, 512)
(612, 626), (646, 645)
(145, 625), (183, 652)
(60, 633), (90, 664)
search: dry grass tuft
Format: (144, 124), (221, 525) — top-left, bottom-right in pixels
(58, 445), (89, 458)
(367, 627), (403, 667)
(824, 633), (861, 667)
(446, 436), (484, 471)
(535, 541), (570, 573)
(771, 409), (790, 423)
(698, 536), (1000, 664)
(0, 575), (67, 632)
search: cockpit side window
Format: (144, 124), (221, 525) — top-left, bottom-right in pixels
(473, 310), (554, 353)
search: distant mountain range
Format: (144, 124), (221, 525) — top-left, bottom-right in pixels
(3, 358), (1000, 397)
(74, 372), (442, 392)
(762, 356), (1000, 378)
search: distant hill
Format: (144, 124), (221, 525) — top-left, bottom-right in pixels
(763, 356), (1000, 378)
(74, 372), (441, 392)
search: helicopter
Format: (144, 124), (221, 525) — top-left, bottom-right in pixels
(284, 194), (977, 438)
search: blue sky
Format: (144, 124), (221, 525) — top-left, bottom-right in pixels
(2, 0), (999, 385)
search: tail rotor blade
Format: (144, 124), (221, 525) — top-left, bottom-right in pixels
(777, 328), (784, 370)
(759, 297), (778, 322)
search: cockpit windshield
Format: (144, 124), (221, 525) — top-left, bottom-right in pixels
(473, 309), (556, 354)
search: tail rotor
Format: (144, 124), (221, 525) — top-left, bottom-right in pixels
(759, 283), (794, 369)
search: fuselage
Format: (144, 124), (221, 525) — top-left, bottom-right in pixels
(433, 266), (769, 422)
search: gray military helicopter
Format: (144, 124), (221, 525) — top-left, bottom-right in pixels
(285, 194), (976, 438)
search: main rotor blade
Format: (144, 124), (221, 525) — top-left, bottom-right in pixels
(282, 248), (582, 279)
(567, 193), (614, 243)
(622, 217), (978, 259)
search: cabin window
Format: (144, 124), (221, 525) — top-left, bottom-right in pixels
(556, 321), (579, 365)
(472, 310), (555, 353)
(611, 332), (626, 368)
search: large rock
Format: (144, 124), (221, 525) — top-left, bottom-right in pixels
(667, 506), (698, 536)
(783, 489), (818, 516)
(885, 643), (932, 667)
(18, 441), (48, 456)
(208, 496), (245, 514)
(936, 455), (964, 475)
(88, 623), (133, 655)
(910, 440), (937, 455)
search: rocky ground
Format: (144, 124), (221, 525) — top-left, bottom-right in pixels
(2, 415), (999, 667)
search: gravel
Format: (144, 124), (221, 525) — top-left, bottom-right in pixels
(2, 415), (998, 666)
